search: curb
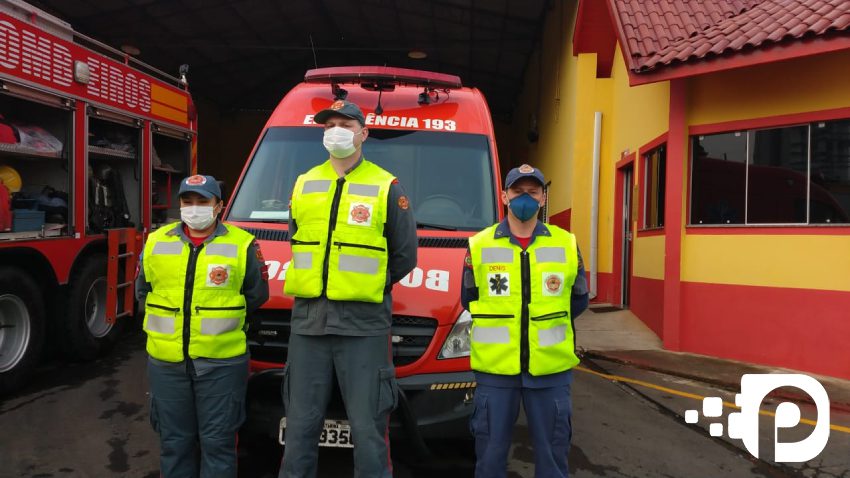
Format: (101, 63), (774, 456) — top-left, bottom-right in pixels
(582, 350), (850, 414)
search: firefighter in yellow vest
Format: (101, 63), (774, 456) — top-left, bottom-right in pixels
(462, 165), (588, 478)
(136, 175), (269, 478)
(279, 100), (417, 478)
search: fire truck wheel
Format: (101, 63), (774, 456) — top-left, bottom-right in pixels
(62, 255), (124, 361)
(0, 266), (45, 395)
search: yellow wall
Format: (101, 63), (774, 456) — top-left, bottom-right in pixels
(509, 0), (580, 217)
(509, 1), (672, 282)
(633, 235), (666, 280)
(683, 50), (850, 290)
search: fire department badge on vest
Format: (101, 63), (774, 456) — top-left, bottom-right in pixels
(542, 272), (564, 296)
(487, 272), (510, 296)
(348, 202), (373, 227)
(207, 264), (231, 287)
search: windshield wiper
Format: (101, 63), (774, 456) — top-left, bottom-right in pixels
(416, 221), (457, 231)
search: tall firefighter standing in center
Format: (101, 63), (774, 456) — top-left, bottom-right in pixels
(279, 100), (418, 478)
(136, 175), (270, 478)
(462, 164), (589, 478)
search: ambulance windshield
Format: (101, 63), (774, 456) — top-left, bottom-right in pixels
(228, 127), (498, 231)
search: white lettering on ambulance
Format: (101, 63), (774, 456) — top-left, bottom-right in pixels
(266, 260), (290, 281)
(399, 267), (449, 292)
(0, 20), (20, 69)
(425, 269), (449, 292)
(399, 268), (424, 288)
(303, 113), (451, 131)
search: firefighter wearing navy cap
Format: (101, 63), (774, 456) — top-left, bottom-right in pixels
(279, 100), (417, 478)
(136, 174), (269, 478)
(461, 164), (588, 478)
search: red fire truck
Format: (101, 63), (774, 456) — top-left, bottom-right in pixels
(227, 66), (502, 452)
(0, 0), (197, 394)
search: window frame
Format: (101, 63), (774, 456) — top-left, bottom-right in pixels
(637, 132), (668, 236)
(684, 107), (850, 235)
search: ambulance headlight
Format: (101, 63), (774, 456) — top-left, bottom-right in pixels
(438, 310), (472, 359)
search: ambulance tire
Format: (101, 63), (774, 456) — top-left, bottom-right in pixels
(62, 255), (124, 362)
(0, 266), (45, 395)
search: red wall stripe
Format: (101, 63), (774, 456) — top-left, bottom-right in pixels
(549, 208), (572, 231)
(631, 276), (665, 339)
(680, 281), (850, 380)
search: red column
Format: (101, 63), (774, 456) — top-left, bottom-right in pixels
(663, 79), (687, 350)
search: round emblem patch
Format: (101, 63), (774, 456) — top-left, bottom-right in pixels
(186, 175), (207, 185)
(398, 196), (409, 210)
(209, 266), (229, 285)
(518, 164), (534, 174)
(350, 204), (371, 223)
(545, 274), (562, 293)
(330, 100), (345, 111)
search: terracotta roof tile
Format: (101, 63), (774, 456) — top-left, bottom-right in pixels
(611, 0), (850, 73)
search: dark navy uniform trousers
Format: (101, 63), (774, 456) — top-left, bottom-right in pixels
(470, 370), (573, 478)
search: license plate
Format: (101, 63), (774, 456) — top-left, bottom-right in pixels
(279, 417), (354, 448)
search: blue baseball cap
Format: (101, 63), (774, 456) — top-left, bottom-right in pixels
(504, 164), (545, 189)
(314, 100), (366, 126)
(178, 174), (221, 200)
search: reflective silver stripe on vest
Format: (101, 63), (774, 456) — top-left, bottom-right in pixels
(292, 252), (313, 269)
(206, 243), (238, 258)
(152, 241), (183, 255)
(535, 247), (566, 263)
(302, 179), (332, 194)
(472, 326), (510, 344)
(538, 325), (567, 347)
(348, 183), (380, 197)
(200, 318), (241, 335)
(146, 314), (176, 334)
(338, 254), (379, 274)
(481, 247), (513, 264)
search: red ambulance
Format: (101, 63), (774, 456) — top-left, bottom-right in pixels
(226, 66), (503, 451)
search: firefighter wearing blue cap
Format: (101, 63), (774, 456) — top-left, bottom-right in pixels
(461, 164), (589, 478)
(136, 174), (270, 477)
(279, 100), (417, 478)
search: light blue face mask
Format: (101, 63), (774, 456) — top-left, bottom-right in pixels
(508, 193), (540, 222)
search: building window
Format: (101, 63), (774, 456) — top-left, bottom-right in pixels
(690, 118), (850, 225)
(643, 145), (665, 229)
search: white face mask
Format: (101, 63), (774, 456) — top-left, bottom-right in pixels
(322, 126), (361, 159)
(181, 205), (216, 231)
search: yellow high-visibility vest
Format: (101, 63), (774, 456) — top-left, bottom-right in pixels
(468, 223), (579, 376)
(142, 222), (254, 362)
(284, 159), (394, 303)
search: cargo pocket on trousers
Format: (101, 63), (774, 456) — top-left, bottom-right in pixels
(376, 366), (399, 417)
(148, 394), (160, 434)
(469, 393), (489, 438)
(552, 398), (572, 447)
(230, 393), (246, 432)
(282, 364), (291, 414)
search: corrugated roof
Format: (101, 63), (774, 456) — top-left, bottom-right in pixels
(612, 0), (850, 73)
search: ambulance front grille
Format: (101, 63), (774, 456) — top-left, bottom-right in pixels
(242, 227), (289, 242)
(247, 311), (437, 367)
(418, 236), (468, 248)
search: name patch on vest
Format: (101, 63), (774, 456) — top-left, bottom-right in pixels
(487, 273), (510, 296)
(348, 202), (373, 227)
(207, 264), (232, 287)
(543, 272), (564, 296)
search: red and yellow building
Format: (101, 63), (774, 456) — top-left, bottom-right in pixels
(498, 0), (850, 379)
